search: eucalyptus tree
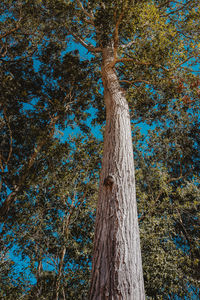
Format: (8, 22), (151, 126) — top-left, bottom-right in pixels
(41, 0), (200, 298)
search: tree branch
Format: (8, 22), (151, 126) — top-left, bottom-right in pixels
(111, 57), (172, 73)
(69, 31), (102, 53)
(0, 43), (8, 58)
(120, 79), (151, 85)
(0, 187), (19, 221)
(107, 56), (152, 69)
(0, 24), (20, 39)
(27, 114), (59, 171)
(116, 57), (152, 66)
(113, 11), (124, 59)
(120, 40), (136, 49)
(76, 0), (94, 21)
(157, 0), (173, 8)
(0, 154), (4, 172)
(55, 180), (89, 300)
(176, 208), (192, 243)
(0, 9), (22, 39)
(172, 56), (194, 70)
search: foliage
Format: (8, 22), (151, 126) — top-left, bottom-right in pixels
(0, 0), (200, 299)
(134, 95), (200, 297)
(0, 0), (102, 217)
(1, 134), (101, 299)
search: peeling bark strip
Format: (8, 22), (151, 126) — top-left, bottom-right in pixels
(89, 47), (145, 299)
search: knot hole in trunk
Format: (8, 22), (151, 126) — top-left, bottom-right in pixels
(103, 175), (115, 190)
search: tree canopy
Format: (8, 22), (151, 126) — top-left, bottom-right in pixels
(0, 0), (200, 299)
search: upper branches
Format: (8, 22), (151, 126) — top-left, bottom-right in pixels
(71, 0), (103, 53)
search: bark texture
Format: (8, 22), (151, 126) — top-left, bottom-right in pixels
(89, 47), (145, 299)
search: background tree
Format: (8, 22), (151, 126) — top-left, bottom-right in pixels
(1, 133), (101, 300)
(135, 99), (200, 297)
(0, 0), (101, 217)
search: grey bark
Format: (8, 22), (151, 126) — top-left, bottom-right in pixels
(89, 46), (145, 299)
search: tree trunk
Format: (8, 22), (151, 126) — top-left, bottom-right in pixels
(89, 46), (145, 299)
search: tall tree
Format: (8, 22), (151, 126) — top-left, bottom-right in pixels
(65, 1), (145, 297)
(48, 0), (199, 298)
